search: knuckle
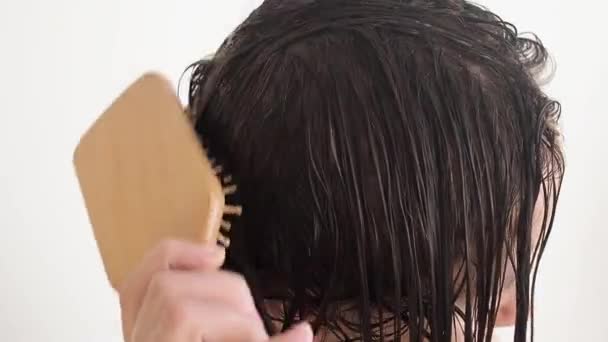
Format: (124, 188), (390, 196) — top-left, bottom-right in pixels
(223, 272), (258, 313)
(148, 271), (174, 297)
(227, 273), (252, 300)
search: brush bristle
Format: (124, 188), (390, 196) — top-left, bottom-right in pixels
(224, 204), (243, 216)
(203, 144), (240, 249)
(217, 233), (231, 248)
(223, 184), (238, 195)
(221, 220), (232, 232)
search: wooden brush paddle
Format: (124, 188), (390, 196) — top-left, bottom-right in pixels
(73, 73), (241, 290)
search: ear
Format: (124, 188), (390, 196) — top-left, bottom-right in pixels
(495, 286), (517, 326)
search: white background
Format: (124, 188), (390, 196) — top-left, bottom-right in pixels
(0, 1), (605, 341)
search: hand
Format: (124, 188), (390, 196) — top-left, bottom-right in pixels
(118, 239), (312, 342)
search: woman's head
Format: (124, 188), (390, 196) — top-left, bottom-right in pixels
(187, 0), (564, 341)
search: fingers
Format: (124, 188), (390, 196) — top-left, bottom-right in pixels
(268, 323), (314, 342)
(145, 270), (259, 316)
(119, 239), (310, 342)
(131, 239), (225, 288)
(131, 268), (269, 342)
(169, 302), (268, 342)
(119, 239), (225, 341)
(132, 298), (269, 342)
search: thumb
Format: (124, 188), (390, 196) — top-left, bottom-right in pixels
(268, 322), (314, 342)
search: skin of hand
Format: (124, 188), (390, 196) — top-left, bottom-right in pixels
(118, 239), (313, 342)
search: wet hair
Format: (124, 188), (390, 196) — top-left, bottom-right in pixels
(186, 0), (564, 341)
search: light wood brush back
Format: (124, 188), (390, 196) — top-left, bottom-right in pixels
(73, 73), (225, 290)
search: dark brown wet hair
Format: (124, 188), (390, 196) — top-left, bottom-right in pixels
(186, 0), (564, 341)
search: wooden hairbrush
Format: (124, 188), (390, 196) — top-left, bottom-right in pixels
(73, 72), (241, 290)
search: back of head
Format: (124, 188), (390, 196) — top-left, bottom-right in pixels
(187, 0), (564, 341)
